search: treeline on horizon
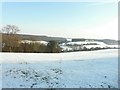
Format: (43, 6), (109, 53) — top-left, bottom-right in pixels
(2, 25), (61, 53)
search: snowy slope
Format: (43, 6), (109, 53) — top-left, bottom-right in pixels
(0, 49), (118, 88)
(60, 41), (118, 51)
(67, 41), (107, 45)
(21, 40), (48, 45)
(1, 49), (118, 64)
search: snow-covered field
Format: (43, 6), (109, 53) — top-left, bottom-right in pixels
(66, 41), (107, 45)
(0, 49), (118, 88)
(60, 41), (119, 51)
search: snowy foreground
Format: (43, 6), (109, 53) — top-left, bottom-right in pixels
(0, 49), (118, 88)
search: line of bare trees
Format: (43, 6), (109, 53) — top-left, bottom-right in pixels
(1, 25), (61, 53)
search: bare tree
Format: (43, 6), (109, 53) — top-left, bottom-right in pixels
(2, 25), (21, 52)
(2, 25), (20, 34)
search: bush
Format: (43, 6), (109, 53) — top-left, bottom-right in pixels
(46, 41), (61, 53)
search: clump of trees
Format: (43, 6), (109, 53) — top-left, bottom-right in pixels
(2, 25), (21, 52)
(17, 42), (47, 53)
(47, 41), (61, 53)
(2, 25), (61, 53)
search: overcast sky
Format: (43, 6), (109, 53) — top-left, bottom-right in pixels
(2, 2), (118, 40)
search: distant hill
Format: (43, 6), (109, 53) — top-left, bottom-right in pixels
(2, 33), (119, 45)
(2, 33), (67, 42)
(72, 38), (119, 45)
(96, 39), (119, 45)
